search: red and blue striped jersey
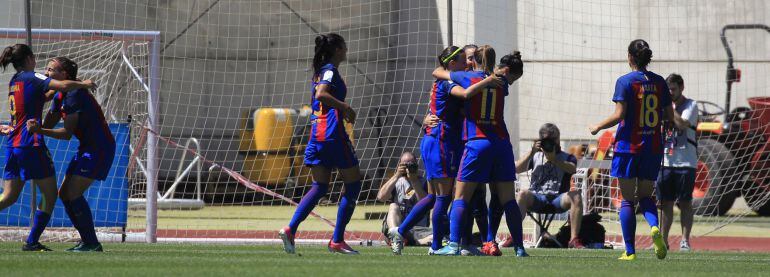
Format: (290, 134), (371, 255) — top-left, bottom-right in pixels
(612, 71), (672, 154)
(450, 71), (510, 141)
(51, 89), (115, 151)
(310, 63), (348, 142)
(7, 71), (51, 148)
(425, 79), (461, 139)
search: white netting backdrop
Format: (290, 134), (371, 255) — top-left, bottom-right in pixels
(0, 1), (767, 247)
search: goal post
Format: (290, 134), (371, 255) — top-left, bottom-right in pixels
(0, 28), (160, 243)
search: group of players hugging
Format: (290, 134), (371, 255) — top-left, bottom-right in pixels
(1, 44), (113, 252)
(279, 33), (687, 261)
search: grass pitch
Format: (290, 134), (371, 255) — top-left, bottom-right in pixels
(1, 242), (769, 276)
(128, 205), (770, 238)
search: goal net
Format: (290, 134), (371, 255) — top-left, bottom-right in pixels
(0, 28), (156, 242)
(0, 1), (767, 248)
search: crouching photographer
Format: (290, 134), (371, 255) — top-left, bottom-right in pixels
(515, 123), (586, 248)
(377, 151), (432, 246)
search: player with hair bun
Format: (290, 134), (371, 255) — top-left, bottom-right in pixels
(590, 39), (688, 261)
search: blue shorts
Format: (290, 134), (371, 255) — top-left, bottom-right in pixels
(530, 193), (568, 213)
(3, 146), (55, 181)
(67, 149), (115, 181)
(611, 152), (662, 181)
(420, 135), (462, 181)
(457, 139), (517, 183)
(304, 139), (359, 169)
(656, 167), (696, 202)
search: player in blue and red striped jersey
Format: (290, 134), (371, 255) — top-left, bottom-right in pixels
(0, 44), (95, 251)
(279, 33), (363, 255)
(27, 56), (115, 252)
(425, 44), (502, 255)
(590, 39), (688, 261)
(433, 46), (529, 257)
(460, 44), (502, 255)
(388, 45), (496, 255)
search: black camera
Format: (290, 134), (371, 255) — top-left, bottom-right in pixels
(403, 162), (418, 172)
(539, 138), (557, 152)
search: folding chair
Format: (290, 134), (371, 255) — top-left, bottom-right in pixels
(528, 198), (568, 248)
(528, 171), (572, 248)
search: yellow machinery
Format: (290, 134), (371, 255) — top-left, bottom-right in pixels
(239, 108), (295, 185)
(239, 107), (356, 186)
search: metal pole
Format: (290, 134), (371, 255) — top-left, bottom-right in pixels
(24, 0), (32, 46)
(447, 0), (453, 47)
(145, 34), (161, 243)
(24, 0), (35, 228)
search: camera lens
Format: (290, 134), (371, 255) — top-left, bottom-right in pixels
(541, 139), (555, 152)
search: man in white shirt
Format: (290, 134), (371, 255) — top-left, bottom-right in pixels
(656, 73), (699, 251)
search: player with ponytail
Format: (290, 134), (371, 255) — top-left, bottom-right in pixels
(27, 56), (114, 252)
(279, 33), (364, 255)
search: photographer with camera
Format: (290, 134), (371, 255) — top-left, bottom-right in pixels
(515, 123), (585, 248)
(377, 151), (432, 246)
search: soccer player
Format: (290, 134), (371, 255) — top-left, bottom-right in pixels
(279, 33), (363, 255)
(0, 44), (95, 251)
(425, 44), (498, 254)
(461, 43), (501, 255)
(463, 44), (478, 71)
(589, 39), (688, 261)
(433, 47), (529, 257)
(27, 56), (114, 252)
(388, 45), (493, 255)
(657, 73), (698, 251)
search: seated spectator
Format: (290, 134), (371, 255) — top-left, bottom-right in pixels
(515, 123), (585, 248)
(377, 151), (432, 246)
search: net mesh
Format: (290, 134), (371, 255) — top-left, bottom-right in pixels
(0, 0), (766, 247)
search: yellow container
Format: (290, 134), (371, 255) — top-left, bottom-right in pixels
(239, 108), (296, 152)
(238, 110), (256, 152)
(253, 108), (295, 151)
(242, 153), (292, 185)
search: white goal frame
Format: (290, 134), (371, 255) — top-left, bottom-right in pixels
(0, 28), (160, 243)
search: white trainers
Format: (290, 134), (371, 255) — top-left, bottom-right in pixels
(278, 226), (295, 254)
(388, 227), (404, 255)
(460, 245), (486, 256)
(680, 239), (691, 252)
